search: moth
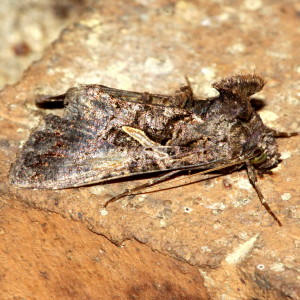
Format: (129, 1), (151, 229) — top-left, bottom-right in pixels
(10, 74), (298, 226)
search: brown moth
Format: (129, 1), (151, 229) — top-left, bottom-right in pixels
(10, 74), (298, 226)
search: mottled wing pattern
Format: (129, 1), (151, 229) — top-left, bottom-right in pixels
(10, 86), (222, 189)
(10, 114), (230, 189)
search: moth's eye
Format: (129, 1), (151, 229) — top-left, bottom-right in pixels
(251, 153), (268, 165)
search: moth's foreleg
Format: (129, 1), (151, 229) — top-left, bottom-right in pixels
(104, 170), (182, 208)
(269, 129), (299, 138)
(173, 78), (195, 109)
(246, 161), (282, 226)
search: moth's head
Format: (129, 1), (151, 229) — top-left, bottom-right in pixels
(251, 133), (280, 170)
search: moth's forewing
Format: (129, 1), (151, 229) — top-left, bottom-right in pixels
(9, 86), (222, 189)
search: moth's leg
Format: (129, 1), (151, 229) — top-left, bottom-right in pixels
(184, 75), (194, 96)
(173, 84), (195, 109)
(269, 129), (299, 138)
(140, 91), (153, 104)
(104, 169), (182, 208)
(246, 161), (282, 226)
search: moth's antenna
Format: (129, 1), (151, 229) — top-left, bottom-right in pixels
(246, 161), (282, 226)
(104, 155), (255, 208)
(156, 155), (257, 187)
(104, 170), (182, 208)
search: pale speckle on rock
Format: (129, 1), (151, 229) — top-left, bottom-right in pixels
(225, 234), (259, 265)
(183, 207), (193, 213)
(217, 12), (230, 23)
(232, 198), (251, 207)
(144, 57), (174, 75)
(238, 232), (249, 240)
(296, 66), (300, 73)
(289, 207), (300, 219)
(87, 32), (103, 47)
(206, 202), (226, 211)
(79, 17), (102, 28)
(81, 70), (110, 85)
(215, 237), (229, 246)
(266, 50), (291, 60)
(106, 62), (134, 89)
(256, 264), (265, 270)
(159, 219), (167, 228)
(291, 121), (299, 131)
(201, 18), (212, 26)
(236, 178), (252, 190)
(270, 262), (285, 272)
(175, 1), (202, 22)
(89, 186), (107, 196)
(287, 96), (300, 106)
(8, 104), (17, 110)
(244, 0), (262, 11)
(227, 43), (245, 54)
(16, 128), (25, 133)
(15, 92), (27, 101)
(259, 110), (279, 123)
(201, 246), (211, 252)
(100, 209), (108, 216)
(294, 240), (300, 248)
(281, 151), (291, 160)
(281, 193), (292, 201)
(213, 223), (223, 230)
(46, 68), (56, 75)
(137, 194), (147, 202)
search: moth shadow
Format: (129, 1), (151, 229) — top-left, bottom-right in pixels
(250, 97), (266, 111)
(35, 95), (65, 109)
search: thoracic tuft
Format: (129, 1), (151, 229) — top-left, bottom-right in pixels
(212, 74), (266, 97)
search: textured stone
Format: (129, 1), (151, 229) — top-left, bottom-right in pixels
(0, 201), (207, 299)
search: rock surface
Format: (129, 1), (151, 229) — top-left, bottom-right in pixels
(0, 201), (207, 299)
(1, 0), (300, 299)
(0, 0), (87, 89)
